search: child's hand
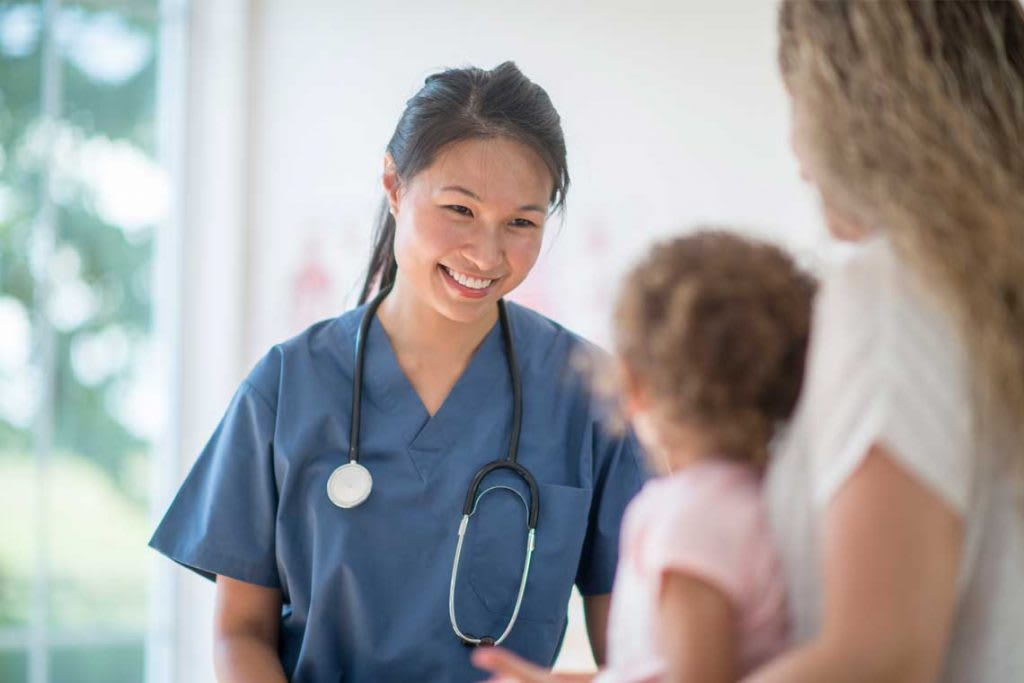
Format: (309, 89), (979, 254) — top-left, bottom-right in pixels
(472, 647), (596, 683)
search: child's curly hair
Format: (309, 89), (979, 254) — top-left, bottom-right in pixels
(614, 229), (816, 467)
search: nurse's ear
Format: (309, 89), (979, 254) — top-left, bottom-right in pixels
(383, 153), (402, 218)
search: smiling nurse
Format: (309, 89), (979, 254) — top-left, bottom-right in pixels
(149, 62), (646, 682)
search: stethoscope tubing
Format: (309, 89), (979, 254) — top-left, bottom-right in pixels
(347, 287), (384, 464)
(344, 288), (541, 646)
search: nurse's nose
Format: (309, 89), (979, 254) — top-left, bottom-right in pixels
(461, 224), (504, 273)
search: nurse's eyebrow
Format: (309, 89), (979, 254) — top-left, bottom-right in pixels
(440, 185), (547, 214)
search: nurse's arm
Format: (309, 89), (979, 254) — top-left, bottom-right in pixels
(214, 575), (288, 683)
(744, 446), (963, 683)
(582, 593), (610, 665)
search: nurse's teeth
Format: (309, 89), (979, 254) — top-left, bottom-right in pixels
(445, 266), (493, 290)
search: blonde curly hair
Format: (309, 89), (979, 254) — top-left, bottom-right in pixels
(779, 1), (1024, 474)
(613, 230), (816, 467)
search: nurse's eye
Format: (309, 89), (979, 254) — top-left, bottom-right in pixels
(444, 205), (474, 218)
(510, 218), (538, 228)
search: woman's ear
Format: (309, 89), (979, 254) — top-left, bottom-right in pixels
(382, 154), (401, 217)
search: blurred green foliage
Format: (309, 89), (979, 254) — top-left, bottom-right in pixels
(0, 1), (158, 493)
(0, 1), (161, 678)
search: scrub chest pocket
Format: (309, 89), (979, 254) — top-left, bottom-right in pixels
(465, 483), (592, 623)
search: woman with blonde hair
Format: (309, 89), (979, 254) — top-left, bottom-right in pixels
(474, 3), (1023, 682)
(752, 2), (1024, 681)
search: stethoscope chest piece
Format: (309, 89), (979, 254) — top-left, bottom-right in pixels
(327, 461), (373, 508)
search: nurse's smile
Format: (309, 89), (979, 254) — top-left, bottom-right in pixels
(385, 135), (552, 326)
(439, 264), (500, 300)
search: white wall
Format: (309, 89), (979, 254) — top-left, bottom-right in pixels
(243, 0), (825, 361)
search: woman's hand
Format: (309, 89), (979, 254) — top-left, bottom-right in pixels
(472, 647), (596, 683)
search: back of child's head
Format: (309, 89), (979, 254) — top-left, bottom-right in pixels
(614, 229), (816, 467)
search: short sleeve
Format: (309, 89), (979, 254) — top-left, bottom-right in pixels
(575, 422), (648, 595)
(804, 239), (973, 514)
(149, 357), (281, 587)
(642, 468), (763, 607)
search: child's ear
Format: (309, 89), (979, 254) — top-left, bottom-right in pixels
(617, 360), (650, 418)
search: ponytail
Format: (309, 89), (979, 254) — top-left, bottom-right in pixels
(358, 198), (398, 305)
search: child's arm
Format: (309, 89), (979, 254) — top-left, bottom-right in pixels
(214, 575), (288, 683)
(657, 570), (736, 683)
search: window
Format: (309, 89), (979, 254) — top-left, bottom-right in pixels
(0, 2), (181, 681)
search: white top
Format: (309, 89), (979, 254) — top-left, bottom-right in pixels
(765, 236), (1024, 682)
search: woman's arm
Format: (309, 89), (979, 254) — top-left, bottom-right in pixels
(214, 575), (288, 683)
(657, 571), (735, 683)
(746, 445), (964, 683)
(582, 593), (610, 666)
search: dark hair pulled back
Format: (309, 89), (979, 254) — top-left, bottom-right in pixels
(358, 61), (570, 304)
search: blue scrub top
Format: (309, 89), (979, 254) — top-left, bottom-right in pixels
(150, 301), (646, 682)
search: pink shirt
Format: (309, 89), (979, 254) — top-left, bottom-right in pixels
(597, 460), (788, 682)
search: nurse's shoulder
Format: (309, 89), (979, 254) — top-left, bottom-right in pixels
(504, 300), (608, 379)
(241, 306), (366, 413)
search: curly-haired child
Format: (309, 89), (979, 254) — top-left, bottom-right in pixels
(475, 229), (815, 683)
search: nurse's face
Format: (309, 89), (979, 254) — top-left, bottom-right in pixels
(384, 136), (553, 324)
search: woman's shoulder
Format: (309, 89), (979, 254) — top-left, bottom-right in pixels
(797, 235), (974, 511)
(815, 235), (965, 369)
(816, 236), (893, 321)
(819, 235), (948, 327)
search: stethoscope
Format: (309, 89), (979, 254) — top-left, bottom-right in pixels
(325, 287), (540, 647)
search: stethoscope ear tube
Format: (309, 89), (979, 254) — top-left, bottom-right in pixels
(499, 299), (523, 464)
(348, 287), (390, 465)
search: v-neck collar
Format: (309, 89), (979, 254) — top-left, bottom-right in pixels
(358, 310), (509, 454)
